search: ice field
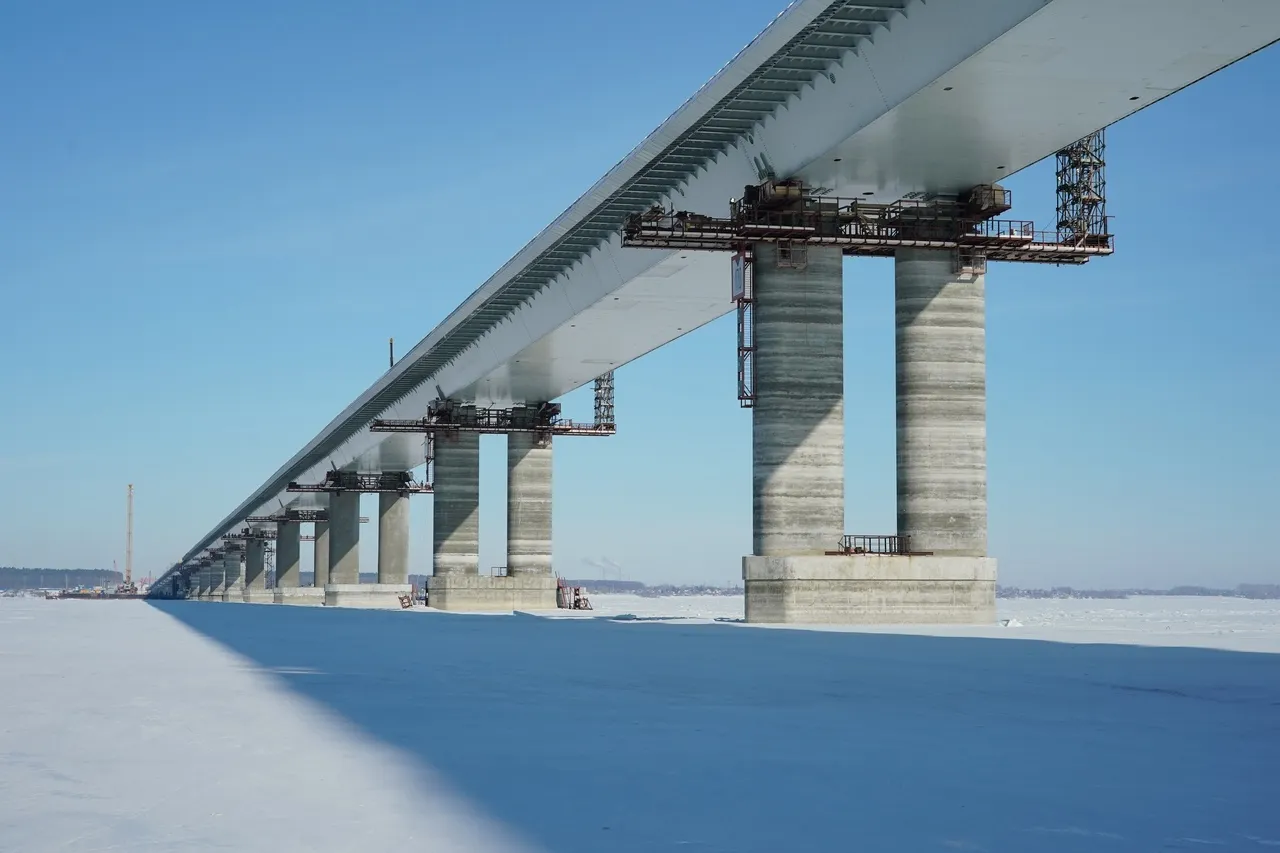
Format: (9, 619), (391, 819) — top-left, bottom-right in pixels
(1, 595), (1277, 852)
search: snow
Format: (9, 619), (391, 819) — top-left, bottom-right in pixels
(1, 595), (1277, 852)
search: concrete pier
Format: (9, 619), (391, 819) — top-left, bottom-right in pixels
(220, 551), (243, 603)
(207, 560), (225, 600)
(275, 522), (300, 588)
(507, 432), (552, 575)
(378, 490), (409, 585)
(197, 566), (212, 599)
(327, 493), (360, 584)
(323, 491), (365, 607)
(313, 521), (330, 588)
(433, 433), (479, 577)
(503, 431), (557, 610)
(242, 539), (271, 603)
(429, 430), (551, 610)
(273, 520), (320, 605)
(740, 244), (994, 625)
(895, 248), (989, 556)
(329, 487), (414, 610)
(750, 243), (845, 556)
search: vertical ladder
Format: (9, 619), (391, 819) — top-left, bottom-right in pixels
(733, 249), (755, 408)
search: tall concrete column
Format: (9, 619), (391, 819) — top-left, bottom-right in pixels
(433, 432), (479, 576)
(328, 491), (360, 585)
(208, 559), (226, 598)
(507, 432), (552, 575)
(895, 248), (987, 556)
(243, 539), (269, 602)
(378, 489), (410, 584)
(313, 521), (330, 587)
(196, 566), (210, 598)
(276, 521), (301, 588)
(751, 243), (845, 555)
(222, 550), (243, 601)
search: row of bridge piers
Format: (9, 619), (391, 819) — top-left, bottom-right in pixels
(177, 410), (577, 611)
(169, 244), (996, 622)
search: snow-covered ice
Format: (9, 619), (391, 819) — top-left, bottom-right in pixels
(1, 595), (1277, 852)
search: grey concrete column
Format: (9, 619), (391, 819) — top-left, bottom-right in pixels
(196, 566), (209, 597)
(328, 491), (360, 584)
(895, 248), (987, 556)
(507, 431), (552, 575)
(222, 550), (243, 597)
(751, 243), (845, 556)
(433, 431), (480, 575)
(313, 521), (330, 587)
(378, 489), (410, 584)
(276, 521), (301, 588)
(208, 560), (226, 597)
(244, 540), (267, 590)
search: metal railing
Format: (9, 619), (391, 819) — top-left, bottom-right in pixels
(833, 535), (912, 555)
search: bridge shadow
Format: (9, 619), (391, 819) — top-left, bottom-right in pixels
(150, 601), (1280, 852)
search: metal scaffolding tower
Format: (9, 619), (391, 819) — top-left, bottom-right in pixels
(1056, 129), (1110, 248)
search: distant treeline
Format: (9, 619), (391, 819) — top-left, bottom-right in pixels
(0, 567), (124, 590)
(998, 584), (1280, 600)
(568, 579), (743, 597)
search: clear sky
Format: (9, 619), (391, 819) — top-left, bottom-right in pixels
(1, 2), (1277, 589)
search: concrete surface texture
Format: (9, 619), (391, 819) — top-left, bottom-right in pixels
(274, 587), (325, 606)
(506, 432), (552, 576)
(742, 554), (996, 624)
(208, 561), (226, 599)
(244, 540), (267, 591)
(275, 521), (301, 589)
(434, 432), (480, 576)
(895, 248), (988, 557)
(378, 490), (410, 585)
(751, 243), (844, 557)
(426, 574), (558, 612)
(197, 566), (212, 598)
(221, 552), (243, 600)
(313, 521), (330, 588)
(323, 583), (412, 609)
(328, 491), (360, 585)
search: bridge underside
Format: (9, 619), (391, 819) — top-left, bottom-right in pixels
(170, 0), (1279, 582)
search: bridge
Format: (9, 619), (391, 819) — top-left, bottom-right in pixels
(151, 0), (1280, 621)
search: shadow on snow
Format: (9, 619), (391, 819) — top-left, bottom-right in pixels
(149, 602), (1280, 853)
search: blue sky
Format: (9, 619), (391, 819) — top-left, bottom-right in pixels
(1, 2), (1277, 588)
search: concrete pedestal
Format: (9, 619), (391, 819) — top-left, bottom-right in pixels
(274, 587), (325, 606)
(242, 588), (275, 604)
(220, 587), (244, 603)
(743, 555), (996, 624)
(427, 574), (558, 612)
(324, 583), (412, 610)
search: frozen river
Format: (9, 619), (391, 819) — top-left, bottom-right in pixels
(1, 595), (1277, 851)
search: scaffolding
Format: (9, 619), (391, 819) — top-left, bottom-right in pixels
(732, 248), (755, 407)
(287, 470), (432, 494)
(593, 371), (615, 428)
(372, 377), (618, 438)
(1056, 129), (1110, 248)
